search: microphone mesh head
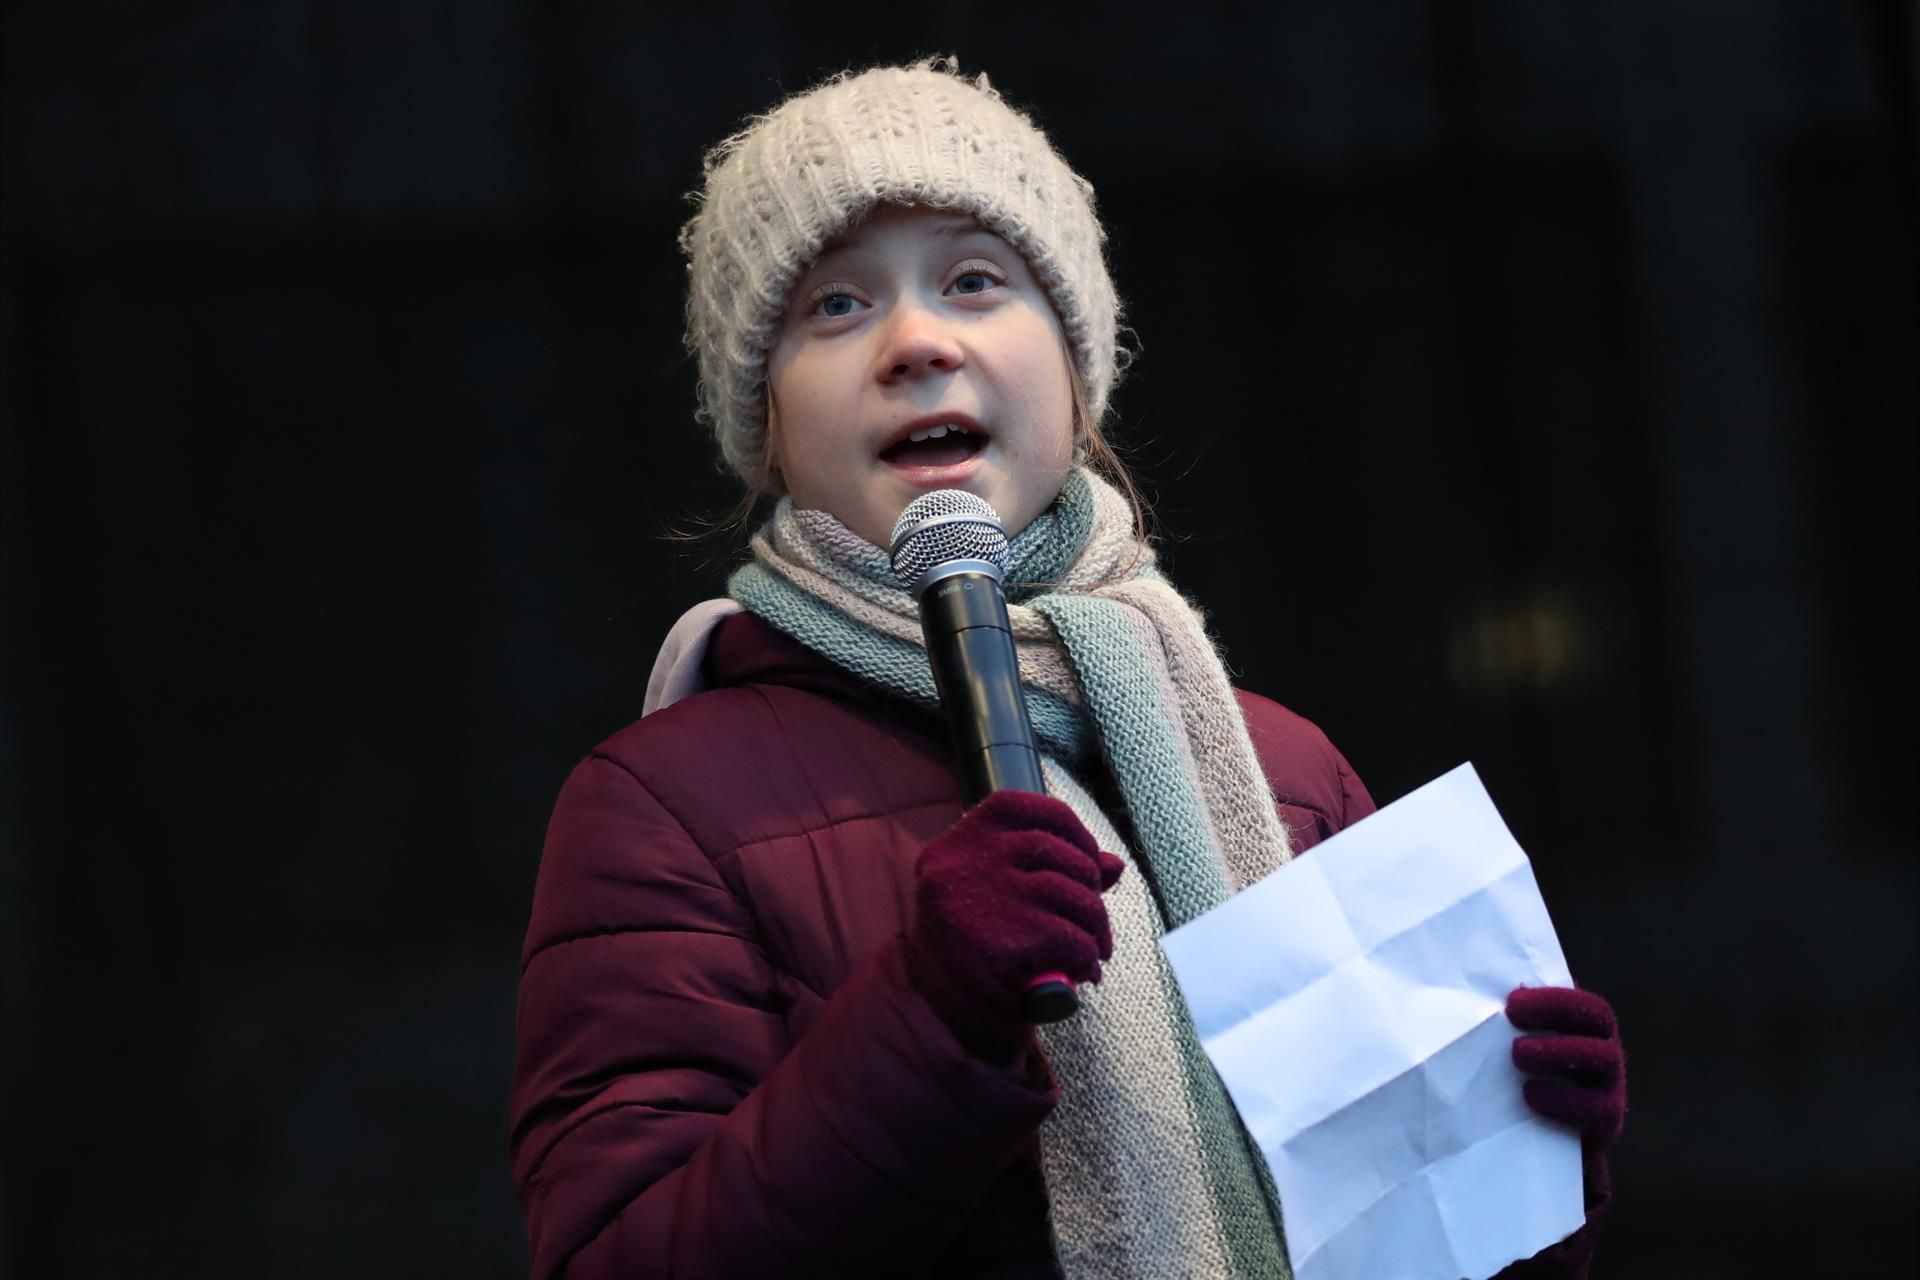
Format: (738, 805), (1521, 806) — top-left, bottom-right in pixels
(889, 490), (1009, 591)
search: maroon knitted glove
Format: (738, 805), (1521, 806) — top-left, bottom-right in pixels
(1507, 986), (1627, 1153)
(1495, 987), (1625, 1278)
(904, 790), (1126, 1064)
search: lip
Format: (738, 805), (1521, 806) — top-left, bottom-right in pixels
(877, 410), (989, 455)
(877, 411), (991, 488)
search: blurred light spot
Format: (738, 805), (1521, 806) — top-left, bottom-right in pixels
(1449, 593), (1586, 696)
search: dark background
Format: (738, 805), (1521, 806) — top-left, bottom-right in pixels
(2, 2), (1914, 1277)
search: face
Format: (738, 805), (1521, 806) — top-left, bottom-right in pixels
(765, 202), (1076, 550)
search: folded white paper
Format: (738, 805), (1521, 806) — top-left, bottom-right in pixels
(1160, 762), (1584, 1280)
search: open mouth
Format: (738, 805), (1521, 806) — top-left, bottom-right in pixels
(879, 422), (989, 469)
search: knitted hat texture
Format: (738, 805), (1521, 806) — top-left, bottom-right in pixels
(679, 59), (1122, 489)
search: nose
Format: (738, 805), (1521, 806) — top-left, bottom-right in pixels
(874, 298), (964, 385)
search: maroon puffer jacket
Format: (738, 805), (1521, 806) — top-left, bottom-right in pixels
(509, 612), (1599, 1278)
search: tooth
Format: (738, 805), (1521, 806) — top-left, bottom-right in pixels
(909, 430), (930, 442)
(952, 424), (970, 434)
(927, 425), (950, 439)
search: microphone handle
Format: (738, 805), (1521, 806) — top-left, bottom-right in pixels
(919, 571), (1080, 1025)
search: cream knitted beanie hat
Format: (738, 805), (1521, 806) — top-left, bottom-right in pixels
(680, 58), (1123, 490)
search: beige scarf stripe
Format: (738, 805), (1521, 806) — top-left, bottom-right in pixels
(1039, 760), (1240, 1279)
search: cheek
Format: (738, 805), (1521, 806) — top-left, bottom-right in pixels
(1047, 373), (1076, 462)
(774, 331), (869, 404)
(766, 346), (838, 467)
(999, 311), (1075, 463)
(1025, 353), (1076, 467)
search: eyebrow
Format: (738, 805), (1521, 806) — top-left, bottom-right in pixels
(927, 219), (989, 239)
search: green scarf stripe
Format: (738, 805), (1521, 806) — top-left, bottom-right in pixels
(1003, 468), (1096, 595)
(729, 561), (1095, 765)
(1164, 970), (1293, 1277)
(1028, 594), (1234, 927)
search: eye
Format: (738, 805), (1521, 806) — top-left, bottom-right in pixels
(949, 268), (1002, 296)
(805, 284), (866, 319)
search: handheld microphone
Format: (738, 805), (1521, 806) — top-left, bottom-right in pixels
(889, 490), (1080, 1024)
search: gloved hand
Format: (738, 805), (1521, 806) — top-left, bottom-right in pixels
(1508, 986), (1626, 1147)
(904, 790), (1126, 1064)
(1508, 985), (1626, 1215)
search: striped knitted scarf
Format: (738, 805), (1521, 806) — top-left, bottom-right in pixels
(728, 469), (1297, 1279)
